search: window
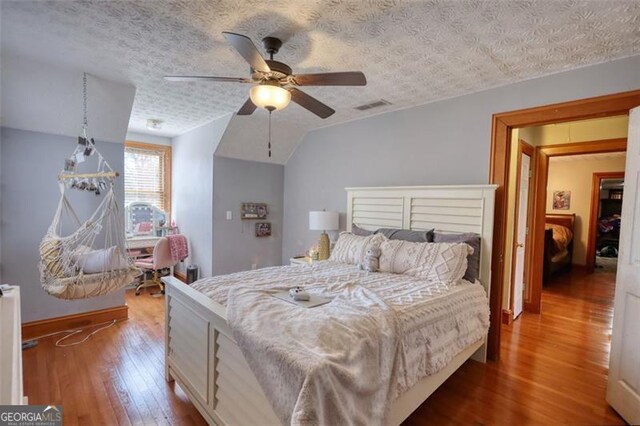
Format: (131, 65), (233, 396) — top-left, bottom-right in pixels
(124, 141), (171, 213)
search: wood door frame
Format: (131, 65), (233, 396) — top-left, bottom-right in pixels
(528, 139), (627, 313)
(487, 89), (640, 361)
(586, 171), (626, 273)
(508, 140), (535, 319)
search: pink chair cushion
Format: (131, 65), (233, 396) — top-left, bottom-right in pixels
(135, 259), (154, 269)
(151, 238), (178, 270)
(133, 238), (178, 271)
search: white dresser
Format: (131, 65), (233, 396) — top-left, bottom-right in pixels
(0, 285), (25, 405)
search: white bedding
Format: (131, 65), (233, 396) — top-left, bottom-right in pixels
(190, 261), (490, 424)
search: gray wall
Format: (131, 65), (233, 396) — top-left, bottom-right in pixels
(2, 53), (134, 144)
(171, 115), (232, 277)
(212, 156), (284, 275)
(0, 127), (125, 323)
(283, 55), (640, 259)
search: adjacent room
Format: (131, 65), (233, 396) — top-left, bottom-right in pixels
(499, 118), (630, 426)
(1, 1), (639, 425)
(504, 116), (628, 320)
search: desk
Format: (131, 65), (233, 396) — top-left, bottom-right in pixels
(127, 235), (162, 251)
(127, 236), (160, 288)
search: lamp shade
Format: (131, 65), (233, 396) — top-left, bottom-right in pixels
(250, 84), (291, 111)
(309, 211), (339, 231)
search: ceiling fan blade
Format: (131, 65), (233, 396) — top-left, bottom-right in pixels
(289, 88), (335, 119)
(222, 32), (271, 73)
(164, 76), (253, 83)
(292, 72), (367, 86)
(237, 98), (257, 116)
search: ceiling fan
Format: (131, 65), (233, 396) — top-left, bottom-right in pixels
(165, 32), (367, 119)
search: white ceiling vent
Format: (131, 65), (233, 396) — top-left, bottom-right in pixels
(354, 99), (392, 111)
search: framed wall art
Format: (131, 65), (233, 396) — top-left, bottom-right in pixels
(241, 202), (268, 219)
(255, 222), (271, 237)
(552, 191), (571, 210)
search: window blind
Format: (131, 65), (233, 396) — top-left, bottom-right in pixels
(124, 146), (168, 211)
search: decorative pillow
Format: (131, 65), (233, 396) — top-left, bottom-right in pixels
(351, 223), (374, 236)
(433, 232), (481, 282)
(73, 246), (130, 274)
(330, 232), (385, 265)
(379, 240), (472, 283)
(375, 228), (434, 242)
(40, 239), (66, 278)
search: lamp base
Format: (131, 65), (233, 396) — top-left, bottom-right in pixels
(318, 232), (330, 260)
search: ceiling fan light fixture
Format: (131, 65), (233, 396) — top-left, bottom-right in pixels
(250, 84), (291, 111)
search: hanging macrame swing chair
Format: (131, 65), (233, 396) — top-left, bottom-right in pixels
(39, 73), (139, 300)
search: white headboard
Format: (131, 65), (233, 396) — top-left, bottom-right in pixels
(346, 185), (497, 295)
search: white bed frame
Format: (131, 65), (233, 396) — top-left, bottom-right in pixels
(162, 185), (496, 426)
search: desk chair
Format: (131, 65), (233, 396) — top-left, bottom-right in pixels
(134, 237), (178, 295)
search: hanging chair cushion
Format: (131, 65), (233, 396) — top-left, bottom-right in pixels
(44, 267), (140, 300)
(41, 239), (67, 278)
(73, 245), (130, 274)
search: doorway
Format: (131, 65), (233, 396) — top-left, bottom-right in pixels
(486, 89), (640, 361)
(504, 134), (627, 320)
(587, 172), (625, 273)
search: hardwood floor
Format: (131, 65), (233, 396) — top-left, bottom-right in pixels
(22, 270), (624, 425)
(22, 288), (207, 426)
(406, 269), (624, 425)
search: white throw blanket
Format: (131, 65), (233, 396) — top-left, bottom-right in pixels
(226, 282), (401, 425)
(191, 262), (490, 425)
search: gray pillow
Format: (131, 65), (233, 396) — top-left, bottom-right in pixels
(433, 232), (481, 282)
(351, 223), (374, 236)
(375, 228), (434, 243)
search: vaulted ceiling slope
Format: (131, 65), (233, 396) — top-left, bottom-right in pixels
(2, 1), (640, 164)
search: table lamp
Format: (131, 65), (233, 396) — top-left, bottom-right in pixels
(309, 210), (339, 260)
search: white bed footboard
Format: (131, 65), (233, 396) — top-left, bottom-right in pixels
(164, 276), (281, 425)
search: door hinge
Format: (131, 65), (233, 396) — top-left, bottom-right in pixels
(529, 169), (533, 178)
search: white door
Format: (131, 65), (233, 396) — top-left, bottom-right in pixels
(513, 152), (531, 318)
(606, 106), (640, 424)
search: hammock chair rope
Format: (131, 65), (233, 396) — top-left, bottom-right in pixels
(39, 72), (139, 300)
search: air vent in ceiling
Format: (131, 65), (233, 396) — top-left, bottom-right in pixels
(354, 99), (392, 111)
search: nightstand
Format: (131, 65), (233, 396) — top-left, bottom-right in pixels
(289, 256), (313, 266)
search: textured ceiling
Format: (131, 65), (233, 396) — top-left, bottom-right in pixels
(2, 0), (640, 163)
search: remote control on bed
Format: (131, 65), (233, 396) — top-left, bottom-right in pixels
(289, 286), (311, 301)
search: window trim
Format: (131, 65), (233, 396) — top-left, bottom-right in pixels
(124, 140), (172, 215)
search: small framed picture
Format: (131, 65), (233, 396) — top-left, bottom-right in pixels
(241, 202), (268, 219)
(553, 191), (571, 210)
(255, 222), (271, 237)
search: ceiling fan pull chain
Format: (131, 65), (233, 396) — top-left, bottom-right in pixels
(268, 110), (272, 158)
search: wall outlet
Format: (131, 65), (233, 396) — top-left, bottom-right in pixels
(226, 210), (232, 220)
(251, 263), (257, 270)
